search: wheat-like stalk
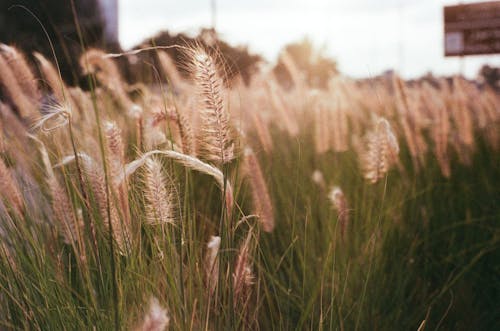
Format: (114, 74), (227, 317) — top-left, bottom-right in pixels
(142, 158), (175, 225)
(361, 117), (399, 183)
(249, 110), (273, 154)
(33, 52), (66, 102)
(0, 54), (38, 119)
(111, 149), (234, 212)
(328, 186), (349, 240)
(243, 148), (274, 232)
(187, 46), (234, 164)
(233, 232), (254, 308)
(423, 84), (451, 177)
(30, 135), (82, 245)
(205, 235), (221, 296)
(314, 101), (330, 154)
(331, 93), (350, 152)
(0, 44), (40, 102)
(451, 77), (475, 148)
(80, 49), (138, 112)
(122, 150), (226, 190)
(393, 75), (427, 170)
(0, 157), (24, 217)
(172, 106), (195, 156)
(56, 153), (131, 255)
(267, 81), (299, 137)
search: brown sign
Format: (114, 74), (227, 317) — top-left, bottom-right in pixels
(444, 1), (500, 56)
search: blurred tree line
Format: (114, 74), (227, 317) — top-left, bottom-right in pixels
(273, 38), (338, 89)
(1, 1), (496, 92)
(0, 0), (111, 85)
(124, 28), (262, 87)
(0, 1), (336, 90)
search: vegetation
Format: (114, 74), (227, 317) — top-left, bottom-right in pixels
(0, 42), (499, 330)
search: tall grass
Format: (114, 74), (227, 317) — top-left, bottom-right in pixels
(0, 44), (499, 330)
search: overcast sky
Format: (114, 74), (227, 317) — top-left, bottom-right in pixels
(119, 0), (500, 79)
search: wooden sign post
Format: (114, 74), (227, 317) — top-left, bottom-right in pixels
(444, 1), (500, 56)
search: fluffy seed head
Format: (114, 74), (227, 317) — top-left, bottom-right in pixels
(187, 46), (234, 164)
(244, 148), (275, 232)
(205, 235), (221, 295)
(328, 186), (349, 240)
(142, 158), (175, 225)
(135, 297), (170, 331)
(361, 118), (399, 183)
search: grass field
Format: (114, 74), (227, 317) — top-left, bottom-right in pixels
(0, 44), (499, 330)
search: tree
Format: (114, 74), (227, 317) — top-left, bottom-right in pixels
(273, 38), (338, 90)
(478, 64), (500, 91)
(127, 28), (262, 86)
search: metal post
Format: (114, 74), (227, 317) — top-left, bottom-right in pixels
(459, 55), (465, 77)
(211, 0), (216, 29)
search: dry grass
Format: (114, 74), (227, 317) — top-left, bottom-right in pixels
(0, 45), (498, 330)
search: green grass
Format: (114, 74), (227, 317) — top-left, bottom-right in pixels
(0, 45), (499, 330)
(2, 113), (498, 330)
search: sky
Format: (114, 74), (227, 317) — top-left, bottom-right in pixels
(119, 0), (500, 79)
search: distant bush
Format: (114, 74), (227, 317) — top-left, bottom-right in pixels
(125, 28), (262, 86)
(273, 38), (338, 90)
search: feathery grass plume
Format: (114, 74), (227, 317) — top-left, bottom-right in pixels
(56, 153), (131, 255)
(67, 87), (90, 122)
(143, 128), (168, 151)
(393, 75), (427, 169)
(250, 110), (273, 154)
(482, 88), (500, 124)
(104, 120), (126, 180)
(157, 50), (185, 92)
(134, 297), (170, 331)
(205, 235), (221, 295)
(361, 117), (400, 184)
(0, 157), (24, 217)
(485, 124), (500, 151)
(144, 109), (167, 150)
(478, 89), (500, 150)
(80, 49), (139, 112)
(331, 95), (350, 152)
(266, 81), (300, 137)
(280, 50), (305, 90)
(32, 100), (72, 132)
(186, 45), (234, 164)
(30, 135), (82, 245)
(0, 54), (38, 119)
(244, 148), (274, 232)
(451, 77), (475, 148)
(175, 108), (196, 156)
(104, 121), (132, 230)
(154, 105), (196, 155)
(33, 52), (66, 102)
(118, 149), (234, 210)
(0, 102), (30, 154)
(423, 84), (451, 177)
(142, 158), (175, 225)
(311, 169), (326, 189)
(233, 231), (255, 309)
(328, 186), (349, 240)
(314, 100), (330, 154)
(0, 44), (40, 101)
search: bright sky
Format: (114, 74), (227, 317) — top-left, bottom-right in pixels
(119, 0), (500, 79)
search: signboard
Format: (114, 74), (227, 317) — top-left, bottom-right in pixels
(444, 1), (500, 56)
